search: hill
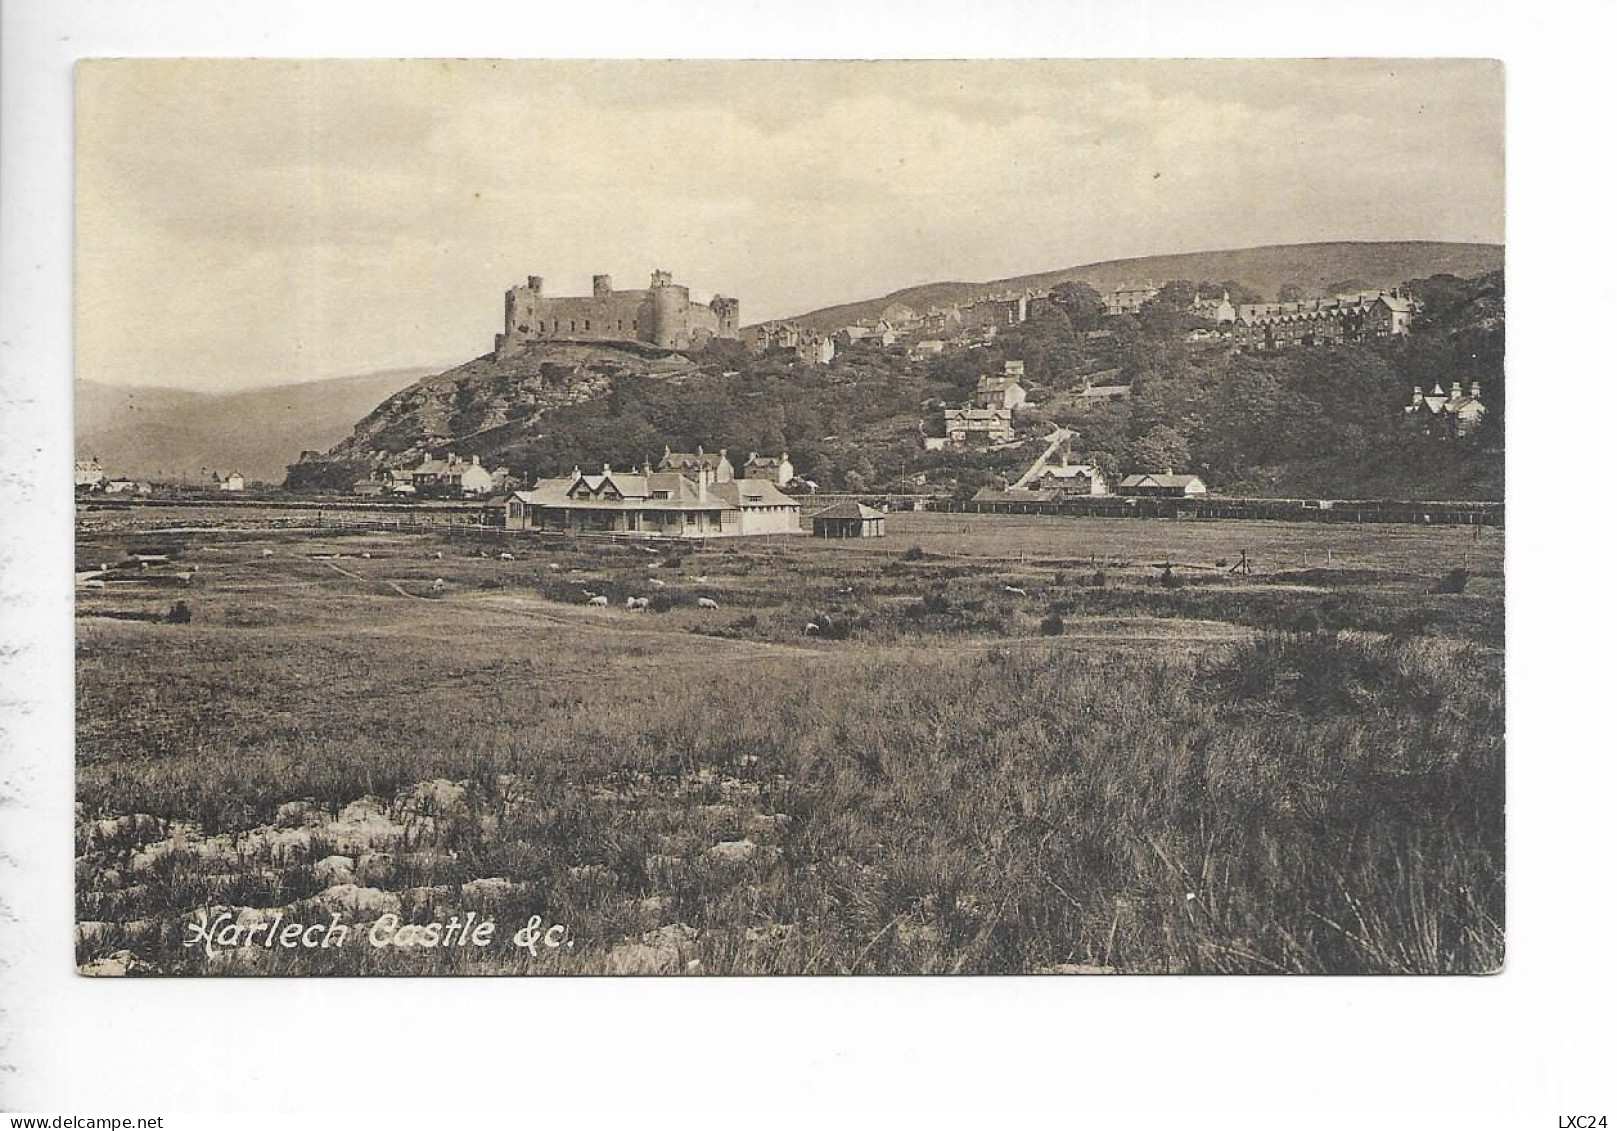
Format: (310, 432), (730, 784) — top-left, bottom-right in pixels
(76, 368), (432, 483)
(784, 241), (1504, 332)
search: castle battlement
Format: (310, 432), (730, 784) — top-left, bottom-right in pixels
(496, 269), (739, 357)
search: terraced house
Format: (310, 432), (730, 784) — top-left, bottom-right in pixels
(504, 462), (801, 538)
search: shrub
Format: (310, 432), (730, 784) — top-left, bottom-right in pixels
(165, 600), (192, 624)
(901, 545), (926, 561)
(649, 593), (677, 613)
(1159, 566), (1184, 589)
(1090, 569), (1108, 588)
(921, 590), (951, 615)
(663, 552), (684, 570)
(1436, 567), (1471, 594)
(1038, 612), (1065, 636)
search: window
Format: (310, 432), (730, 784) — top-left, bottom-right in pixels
(570, 320), (576, 332)
(585, 319), (591, 331)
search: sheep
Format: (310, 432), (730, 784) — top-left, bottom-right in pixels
(261, 549), (275, 557)
(432, 578), (446, 593)
(805, 622), (820, 635)
(84, 579), (106, 590)
(588, 595), (609, 607)
(626, 596), (649, 611)
(649, 578), (666, 588)
(697, 597), (719, 610)
(548, 562), (562, 571)
(693, 575), (709, 583)
(434, 551), (444, 560)
(1003, 585), (1028, 597)
(497, 552), (515, 562)
(361, 552), (372, 559)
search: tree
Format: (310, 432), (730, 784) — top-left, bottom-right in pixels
(1277, 283), (1306, 303)
(1129, 425), (1192, 474)
(1048, 280), (1105, 331)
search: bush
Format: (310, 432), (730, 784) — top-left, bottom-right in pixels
(920, 590), (951, 615)
(901, 545), (926, 561)
(648, 593), (677, 613)
(1436, 567), (1471, 594)
(1038, 612), (1065, 636)
(1090, 569), (1108, 588)
(1159, 566), (1184, 589)
(165, 600), (192, 624)
(663, 552), (684, 570)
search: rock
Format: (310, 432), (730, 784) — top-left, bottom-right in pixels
(462, 876), (521, 903)
(354, 852), (396, 887)
(566, 863), (615, 887)
(325, 797), (405, 854)
(705, 838), (780, 866)
(275, 799), (324, 828)
(394, 778), (470, 821)
(240, 825), (312, 864)
(313, 883), (401, 918)
(744, 813), (791, 841)
(79, 949), (144, 977)
(604, 923), (699, 975)
(312, 854), (357, 886)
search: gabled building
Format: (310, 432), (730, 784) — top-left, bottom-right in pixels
(75, 456), (106, 490)
(975, 361), (1028, 411)
(1025, 457), (1108, 497)
(1406, 381), (1487, 438)
(1116, 473), (1208, 498)
(811, 502), (887, 538)
(943, 406), (1015, 446)
(658, 444), (734, 483)
(504, 462), (800, 538)
(407, 452), (495, 497)
(1103, 283), (1160, 317)
(216, 471), (246, 493)
(741, 451), (794, 488)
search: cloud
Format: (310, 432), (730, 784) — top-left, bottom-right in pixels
(76, 59), (1503, 392)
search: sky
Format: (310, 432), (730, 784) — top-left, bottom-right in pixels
(76, 58), (1504, 393)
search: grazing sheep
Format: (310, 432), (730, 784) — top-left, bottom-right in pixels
(432, 578), (446, 593)
(588, 595), (609, 607)
(261, 549), (274, 557)
(805, 622), (820, 635)
(434, 551), (444, 560)
(649, 578), (666, 588)
(693, 575), (709, 584)
(548, 562), (561, 571)
(626, 596), (649, 611)
(84, 579), (106, 590)
(361, 552), (372, 559)
(1004, 585), (1028, 597)
(177, 571), (195, 585)
(836, 586), (853, 594)
(697, 597), (719, 610)
(498, 552), (515, 562)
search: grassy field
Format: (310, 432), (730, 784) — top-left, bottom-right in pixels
(74, 508), (1504, 975)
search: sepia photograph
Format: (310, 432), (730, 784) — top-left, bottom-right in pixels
(70, 58), (1506, 978)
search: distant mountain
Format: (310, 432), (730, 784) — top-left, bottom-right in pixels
(75, 368), (434, 483)
(783, 241), (1505, 332)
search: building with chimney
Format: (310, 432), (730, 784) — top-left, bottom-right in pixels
(1405, 381), (1487, 437)
(503, 461), (800, 538)
(406, 452), (496, 497)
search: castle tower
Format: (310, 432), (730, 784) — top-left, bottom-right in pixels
(593, 274), (613, 297)
(649, 270), (689, 348)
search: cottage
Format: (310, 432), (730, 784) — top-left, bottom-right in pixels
(742, 451), (794, 488)
(943, 406), (1015, 446)
(1406, 381), (1486, 437)
(658, 444), (734, 483)
(75, 456), (105, 490)
(1116, 473), (1208, 498)
(217, 471), (246, 492)
(407, 452), (495, 497)
(975, 362), (1028, 411)
(1103, 283), (1160, 317)
(1026, 459), (1108, 496)
(811, 502), (887, 539)
(505, 462), (800, 539)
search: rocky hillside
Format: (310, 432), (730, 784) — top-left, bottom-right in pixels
(287, 341), (698, 488)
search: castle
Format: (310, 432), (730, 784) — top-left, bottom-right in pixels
(495, 270), (740, 357)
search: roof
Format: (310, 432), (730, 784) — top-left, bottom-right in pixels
(711, 479), (799, 508)
(1037, 463), (1100, 480)
(812, 502), (885, 521)
(1119, 473), (1205, 489)
(659, 448), (727, 471)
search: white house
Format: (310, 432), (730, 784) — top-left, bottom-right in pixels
(505, 462), (800, 538)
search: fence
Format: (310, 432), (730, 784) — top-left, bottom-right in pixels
(934, 496), (1503, 527)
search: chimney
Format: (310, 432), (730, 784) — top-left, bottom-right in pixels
(697, 465), (710, 503)
(1470, 380), (1482, 399)
(569, 465), (582, 484)
(602, 462), (612, 477)
(1412, 385), (1424, 407)
(1450, 382), (1462, 401)
(470, 455), (480, 466)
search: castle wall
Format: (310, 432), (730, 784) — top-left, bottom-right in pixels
(497, 272), (740, 357)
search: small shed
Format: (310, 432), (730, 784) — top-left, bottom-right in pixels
(812, 502), (887, 539)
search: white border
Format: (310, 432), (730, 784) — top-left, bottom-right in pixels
(4, 0), (1615, 1117)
